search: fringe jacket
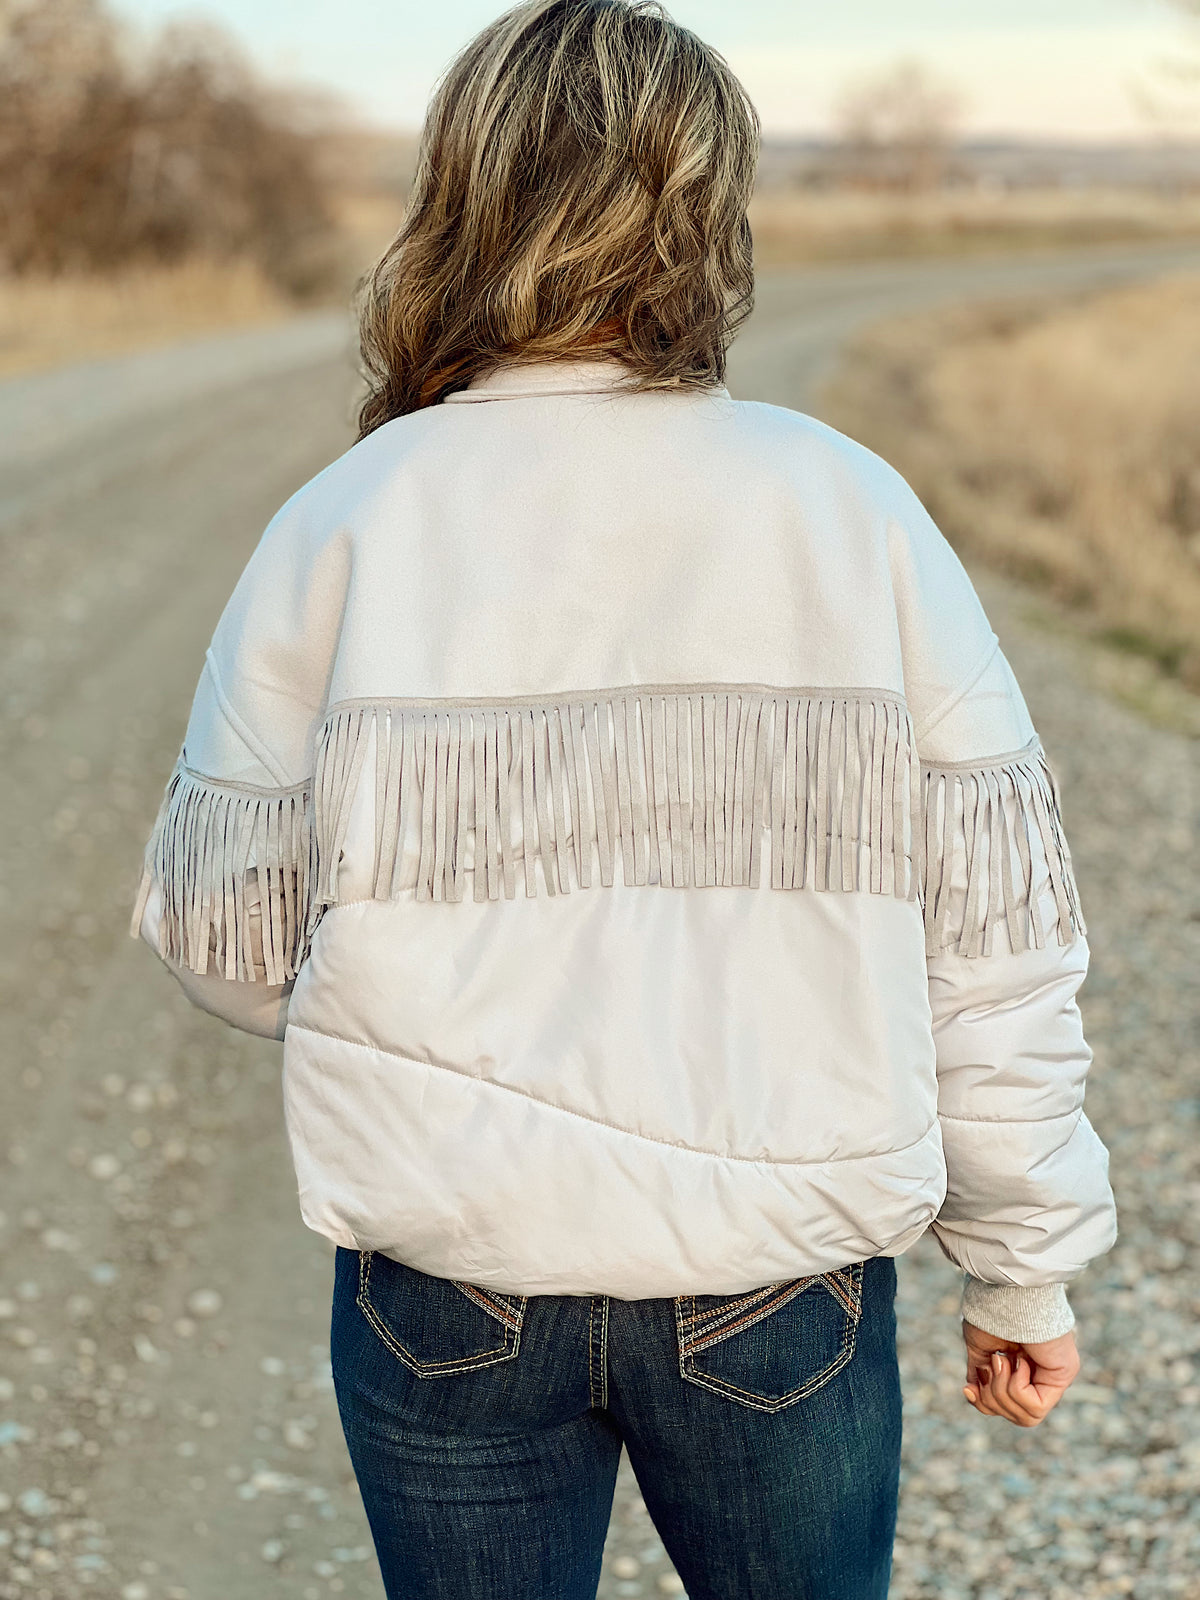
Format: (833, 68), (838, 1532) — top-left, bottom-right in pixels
(131, 357), (1117, 1342)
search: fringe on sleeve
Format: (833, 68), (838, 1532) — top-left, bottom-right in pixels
(920, 737), (1087, 959)
(130, 757), (312, 984)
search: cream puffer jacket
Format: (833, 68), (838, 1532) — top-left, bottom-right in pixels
(132, 357), (1117, 1343)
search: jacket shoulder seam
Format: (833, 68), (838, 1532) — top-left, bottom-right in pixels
(203, 649), (294, 786)
(913, 633), (1001, 745)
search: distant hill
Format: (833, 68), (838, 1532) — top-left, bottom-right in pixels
(757, 137), (1200, 193)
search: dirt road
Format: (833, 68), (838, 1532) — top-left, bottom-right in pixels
(2, 241), (1199, 1600)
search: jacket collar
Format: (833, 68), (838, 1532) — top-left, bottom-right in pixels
(441, 357), (729, 403)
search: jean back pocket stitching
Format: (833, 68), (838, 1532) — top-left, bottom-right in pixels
(818, 1265), (862, 1320)
(676, 1260), (865, 1412)
(452, 1280), (526, 1332)
(675, 1282), (782, 1332)
(682, 1328), (859, 1413)
(356, 1251), (524, 1377)
(680, 1278), (819, 1357)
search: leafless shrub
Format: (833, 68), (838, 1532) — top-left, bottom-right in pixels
(831, 59), (964, 192)
(0, 0), (341, 294)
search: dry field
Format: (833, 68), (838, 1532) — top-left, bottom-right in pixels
(0, 186), (408, 379)
(0, 261), (293, 378)
(822, 271), (1200, 698)
(749, 185), (1200, 266)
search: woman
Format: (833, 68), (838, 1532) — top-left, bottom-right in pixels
(131, 2), (1117, 1596)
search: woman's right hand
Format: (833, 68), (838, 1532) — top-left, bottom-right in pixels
(962, 1322), (1081, 1427)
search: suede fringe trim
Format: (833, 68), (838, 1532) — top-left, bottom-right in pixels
(130, 761), (311, 984)
(920, 740), (1087, 958)
(131, 698), (1087, 976)
(306, 692), (925, 923)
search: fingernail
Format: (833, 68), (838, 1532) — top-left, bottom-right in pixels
(992, 1351), (1004, 1372)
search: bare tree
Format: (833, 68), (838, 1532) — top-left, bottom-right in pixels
(0, 0), (340, 292)
(832, 59), (964, 191)
(0, 0), (128, 270)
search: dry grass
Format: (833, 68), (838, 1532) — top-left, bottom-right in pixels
(0, 258), (294, 377)
(749, 186), (1200, 266)
(822, 272), (1200, 695)
(332, 192), (407, 275)
(0, 193), (407, 380)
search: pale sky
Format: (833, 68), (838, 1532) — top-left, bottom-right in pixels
(112, 0), (1200, 140)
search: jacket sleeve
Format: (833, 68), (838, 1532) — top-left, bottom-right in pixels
(137, 871), (292, 1040)
(887, 480), (1117, 1343)
(129, 479), (351, 1031)
(129, 652), (312, 1034)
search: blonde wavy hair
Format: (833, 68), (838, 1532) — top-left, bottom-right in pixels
(355, 0), (760, 436)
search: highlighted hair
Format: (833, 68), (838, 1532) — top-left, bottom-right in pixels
(356, 0), (760, 433)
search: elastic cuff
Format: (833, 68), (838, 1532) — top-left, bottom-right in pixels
(960, 1278), (1076, 1344)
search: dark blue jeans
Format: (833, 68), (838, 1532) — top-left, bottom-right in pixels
(331, 1247), (901, 1599)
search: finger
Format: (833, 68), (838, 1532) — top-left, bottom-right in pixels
(1026, 1375), (1073, 1419)
(963, 1386), (992, 1416)
(963, 1384), (1004, 1419)
(966, 1350), (998, 1388)
(975, 1363), (1007, 1415)
(989, 1351), (1039, 1426)
(1009, 1355), (1076, 1424)
(985, 1351), (1018, 1416)
(1002, 1355), (1053, 1424)
(968, 1370), (1005, 1418)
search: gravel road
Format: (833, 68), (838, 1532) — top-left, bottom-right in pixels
(1, 241), (1198, 1600)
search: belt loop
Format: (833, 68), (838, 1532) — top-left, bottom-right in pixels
(588, 1294), (609, 1410)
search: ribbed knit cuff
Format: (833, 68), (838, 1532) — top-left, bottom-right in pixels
(960, 1278), (1076, 1344)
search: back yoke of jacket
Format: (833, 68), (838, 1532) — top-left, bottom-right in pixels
(132, 358), (1116, 1306)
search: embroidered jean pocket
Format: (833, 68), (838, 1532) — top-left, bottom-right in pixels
(355, 1250), (527, 1378)
(675, 1262), (864, 1413)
